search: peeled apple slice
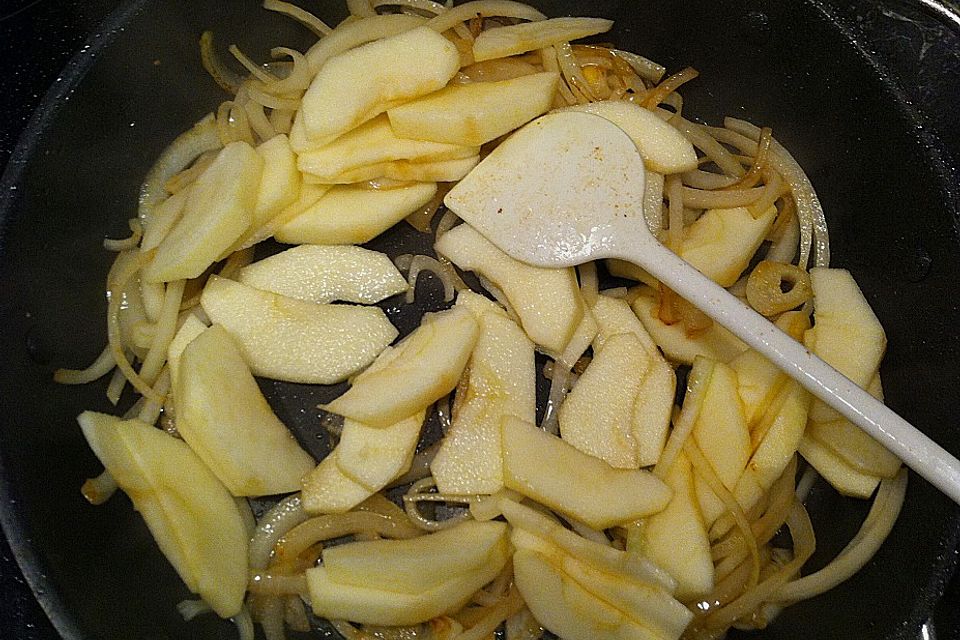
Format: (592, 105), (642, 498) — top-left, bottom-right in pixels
(561, 101), (697, 174)
(804, 267), (887, 423)
(387, 72), (559, 146)
(431, 291), (536, 494)
(680, 206), (777, 287)
(472, 17), (613, 62)
(335, 411), (425, 491)
(297, 114), (476, 183)
(200, 275), (398, 384)
(301, 452), (374, 514)
(631, 286), (748, 364)
(166, 314), (207, 397)
(322, 520), (508, 593)
(78, 412), (247, 618)
(798, 435), (881, 499)
(501, 416), (671, 529)
(252, 134), (300, 226)
(323, 305), (480, 426)
(436, 222), (583, 355)
(559, 332), (646, 469)
(237, 245), (408, 305)
(275, 181), (437, 245)
(300, 26), (460, 142)
(140, 186), (188, 252)
(634, 452), (713, 600)
(177, 325), (316, 496)
(144, 141), (263, 282)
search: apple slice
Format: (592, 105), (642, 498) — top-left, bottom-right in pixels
(501, 416), (671, 529)
(252, 134), (300, 226)
(275, 181), (437, 245)
(561, 101), (697, 174)
(200, 276), (397, 384)
(297, 114), (477, 184)
(805, 268), (887, 423)
(336, 411), (426, 491)
(144, 141), (263, 283)
(559, 332), (646, 468)
(323, 305), (480, 426)
(166, 314), (207, 398)
(78, 412), (247, 618)
(436, 222), (583, 355)
(301, 453), (375, 514)
(307, 557), (503, 626)
(300, 26), (460, 142)
(387, 72), (559, 146)
(798, 434), (880, 499)
(177, 325), (316, 496)
(589, 294), (675, 467)
(513, 548), (668, 640)
(431, 292), (536, 494)
(631, 286), (748, 364)
(230, 184), (332, 253)
(472, 17), (613, 62)
(323, 520), (508, 593)
(680, 206), (777, 287)
(141, 185), (189, 252)
(634, 452), (713, 600)
(237, 245), (408, 305)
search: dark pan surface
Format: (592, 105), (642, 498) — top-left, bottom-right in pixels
(1, 1), (959, 638)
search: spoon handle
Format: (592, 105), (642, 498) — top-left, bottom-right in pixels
(616, 239), (960, 504)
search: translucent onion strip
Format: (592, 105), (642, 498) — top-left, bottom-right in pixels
(670, 116), (745, 178)
(457, 587), (526, 640)
(265, 47), (313, 96)
(725, 117), (830, 269)
(403, 477), (474, 531)
(229, 45), (278, 84)
(609, 48), (665, 83)
(248, 573), (309, 596)
(138, 279), (185, 386)
(200, 31), (244, 93)
(775, 468), (907, 602)
(371, 0), (449, 16)
(80, 469), (119, 505)
(103, 219), (143, 252)
(682, 169), (738, 190)
(263, 0), (333, 36)
(250, 494), (309, 571)
(54, 344), (116, 385)
(137, 368), (171, 425)
(642, 66), (698, 110)
(276, 510), (422, 565)
(426, 0), (546, 34)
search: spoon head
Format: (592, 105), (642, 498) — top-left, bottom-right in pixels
(443, 111), (651, 268)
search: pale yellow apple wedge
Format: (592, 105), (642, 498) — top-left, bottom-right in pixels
(307, 561), (496, 626)
(144, 141), (263, 283)
(806, 374), (901, 479)
(511, 529), (692, 639)
(300, 26), (460, 142)
(798, 435), (881, 499)
(631, 286), (748, 364)
(432, 291), (535, 494)
(335, 411), (425, 491)
(513, 548), (668, 640)
(323, 305), (480, 426)
(322, 520), (508, 592)
(275, 181), (437, 245)
(237, 245), (408, 305)
(804, 267), (887, 424)
(297, 114), (477, 184)
(177, 325), (317, 496)
(387, 72), (559, 146)
(590, 294), (675, 466)
(140, 185), (189, 252)
(252, 133), (300, 227)
(436, 222), (583, 355)
(680, 206), (777, 287)
(561, 101), (697, 174)
(301, 452), (375, 514)
(501, 416), (671, 529)
(78, 412), (247, 618)
(165, 314), (207, 397)
(634, 452), (713, 600)
(230, 184), (332, 253)
(472, 17), (613, 62)
(200, 275), (398, 384)
(559, 332), (645, 468)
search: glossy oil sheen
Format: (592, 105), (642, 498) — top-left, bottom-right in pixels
(0, 1), (958, 639)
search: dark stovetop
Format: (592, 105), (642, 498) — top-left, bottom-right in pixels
(1, 0), (959, 638)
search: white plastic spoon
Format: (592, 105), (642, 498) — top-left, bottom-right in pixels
(444, 110), (960, 504)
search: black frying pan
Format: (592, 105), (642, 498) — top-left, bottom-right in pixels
(1, 0), (959, 638)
